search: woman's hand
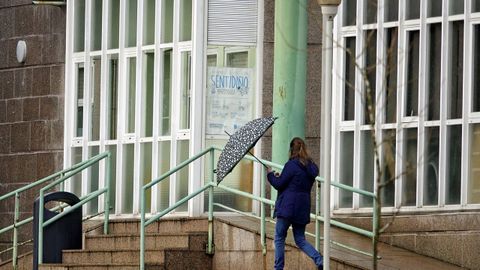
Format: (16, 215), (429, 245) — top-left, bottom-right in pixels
(267, 167), (280, 177)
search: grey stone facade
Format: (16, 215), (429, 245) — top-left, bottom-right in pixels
(0, 1), (65, 261)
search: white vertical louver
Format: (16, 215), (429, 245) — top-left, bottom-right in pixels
(208, 0), (258, 45)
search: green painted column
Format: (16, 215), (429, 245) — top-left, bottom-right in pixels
(272, 0), (308, 164)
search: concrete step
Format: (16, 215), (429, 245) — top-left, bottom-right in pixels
(39, 263), (163, 270)
(88, 218), (208, 236)
(85, 233), (199, 250)
(62, 249), (164, 265)
(85, 232), (208, 251)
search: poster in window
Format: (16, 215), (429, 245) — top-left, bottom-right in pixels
(206, 67), (254, 135)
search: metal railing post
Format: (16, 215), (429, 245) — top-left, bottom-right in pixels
(261, 166), (266, 255)
(372, 195), (378, 258)
(104, 153), (111, 235)
(207, 148), (215, 255)
(38, 190), (44, 265)
(12, 192), (19, 270)
(315, 180), (321, 250)
(59, 172), (64, 191)
(140, 186), (146, 270)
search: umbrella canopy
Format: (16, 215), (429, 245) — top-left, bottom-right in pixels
(216, 116), (277, 183)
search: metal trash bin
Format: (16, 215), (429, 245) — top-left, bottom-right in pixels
(32, 191), (82, 270)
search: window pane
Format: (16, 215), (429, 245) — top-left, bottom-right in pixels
(176, 140), (190, 211)
(364, 30), (376, 124)
(142, 53), (154, 137)
(340, 132), (354, 208)
(227, 51), (249, 68)
(143, 0), (155, 45)
(106, 145), (117, 212)
(107, 57), (118, 140)
(88, 146), (99, 214)
(428, 0), (443, 17)
(403, 128), (417, 206)
(108, 0), (119, 49)
(344, 37), (356, 121)
(161, 50), (172, 135)
(381, 130), (396, 207)
(141, 143), (152, 213)
(406, 0), (420, 20)
(76, 64), (85, 137)
(385, 0), (398, 22)
(385, 27), (398, 123)
(360, 131), (374, 207)
(364, 0), (378, 24)
(424, 127), (439, 205)
(446, 125), (462, 204)
(71, 147), (83, 197)
(157, 141), (171, 211)
(473, 25), (480, 112)
(343, 0), (357, 26)
(74, 0), (85, 52)
(449, 0), (464, 15)
(179, 0), (192, 42)
(468, 124), (480, 204)
(406, 30), (420, 117)
(161, 0), (174, 43)
(474, 0), (480, 12)
(126, 57), (136, 133)
(180, 52), (191, 129)
(126, 0), (137, 47)
(427, 24), (442, 120)
(90, 58), (101, 141)
(448, 21), (464, 119)
(207, 54), (217, 67)
(91, 0), (102, 51)
(122, 144), (134, 213)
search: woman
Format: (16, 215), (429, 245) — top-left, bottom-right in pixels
(267, 137), (323, 270)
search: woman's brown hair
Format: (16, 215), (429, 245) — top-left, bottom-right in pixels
(289, 137), (311, 166)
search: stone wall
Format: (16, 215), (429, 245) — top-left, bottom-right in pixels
(334, 212), (480, 269)
(0, 0), (65, 262)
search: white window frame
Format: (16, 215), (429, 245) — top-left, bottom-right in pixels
(332, 0), (480, 214)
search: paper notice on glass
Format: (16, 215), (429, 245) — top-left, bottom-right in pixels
(206, 67), (254, 135)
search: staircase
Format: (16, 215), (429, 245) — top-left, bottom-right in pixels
(2, 217), (361, 270)
(1, 216), (464, 270)
(1, 218), (212, 270)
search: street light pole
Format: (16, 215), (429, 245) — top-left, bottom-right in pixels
(317, 1), (340, 269)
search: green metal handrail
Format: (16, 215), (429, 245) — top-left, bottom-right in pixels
(0, 151), (111, 269)
(37, 151), (112, 265)
(140, 147), (215, 270)
(140, 146), (378, 269)
(213, 202), (375, 258)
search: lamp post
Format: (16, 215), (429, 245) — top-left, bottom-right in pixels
(317, 1), (341, 269)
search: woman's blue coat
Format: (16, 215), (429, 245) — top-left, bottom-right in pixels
(267, 158), (319, 225)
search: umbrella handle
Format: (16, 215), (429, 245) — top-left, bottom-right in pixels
(248, 150), (268, 169)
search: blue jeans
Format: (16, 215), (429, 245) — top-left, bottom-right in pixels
(274, 218), (323, 270)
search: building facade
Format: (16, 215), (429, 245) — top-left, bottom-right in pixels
(332, 0), (480, 213)
(1, 0), (479, 267)
(0, 0), (66, 260)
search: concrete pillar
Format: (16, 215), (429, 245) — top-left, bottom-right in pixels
(272, 0), (308, 165)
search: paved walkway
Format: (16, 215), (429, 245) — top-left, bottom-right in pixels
(217, 216), (463, 270)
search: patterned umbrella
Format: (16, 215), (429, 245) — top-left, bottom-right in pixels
(216, 116), (277, 183)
